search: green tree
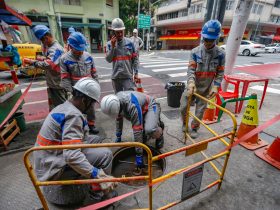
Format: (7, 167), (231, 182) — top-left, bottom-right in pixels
(119, 0), (149, 35)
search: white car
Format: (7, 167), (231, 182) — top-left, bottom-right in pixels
(220, 40), (265, 56)
(265, 43), (280, 53)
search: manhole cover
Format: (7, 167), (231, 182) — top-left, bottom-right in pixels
(162, 110), (180, 120)
(251, 62), (264, 64)
(154, 73), (170, 79)
(112, 147), (166, 187)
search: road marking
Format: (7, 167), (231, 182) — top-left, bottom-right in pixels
(250, 85), (280, 94)
(143, 63), (188, 68)
(168, 72), (188, 77)
(152, 66), (188, 72)
(23, 86), (47, 92)
(99, 73), (151, 83)
(96, 66), (112, 69)
(24, 100), (48, 105)
(140, 60), (186, 65)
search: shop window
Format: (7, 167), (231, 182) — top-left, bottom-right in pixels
(55, 0), (81, 6)
(189, 5), (195, 14)
(196, 4), (202, 13)
(106, 0), (113, 7)
(275, 0), (280, 8)
(252, 4), (263, 15)
(226, 0), (234, 10)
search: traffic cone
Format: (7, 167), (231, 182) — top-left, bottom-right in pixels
(135, 78), (144, 93)
(236, 93), (268, 150)
(255, 137), (280, 170)
(202, 96), (218, 124)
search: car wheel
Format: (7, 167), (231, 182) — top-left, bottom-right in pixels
(242, 49), (251, 56)
(273, 49), (276, 53)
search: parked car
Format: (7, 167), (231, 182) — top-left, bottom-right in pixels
(265, 43), (280, 53)
(220, 40), (265, 56)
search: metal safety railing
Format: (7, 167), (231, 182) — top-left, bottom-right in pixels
(24, 93), (237, 210)
(23, 142), (153, 210)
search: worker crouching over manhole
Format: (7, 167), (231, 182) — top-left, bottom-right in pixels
(101, 91), (165, 176)
(33, 78), (118, 206)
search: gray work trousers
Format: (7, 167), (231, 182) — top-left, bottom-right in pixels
(42, 136), (112, 205)
(112, 78), (135, 93)
(180, 89), (207, 129)
(144, 103), (161, 136)
(86, 102), (96, 127)
(47, 88), (67, 111)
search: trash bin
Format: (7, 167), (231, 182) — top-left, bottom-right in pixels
(165, 82), (185, 108)
(13, 112), (26, 132)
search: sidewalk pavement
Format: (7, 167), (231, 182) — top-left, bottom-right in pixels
(0, 94), (280, 210)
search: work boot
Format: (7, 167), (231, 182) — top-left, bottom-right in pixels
(190, 128), (198, 139)
(133, 154), (145, 176)
(89, 126), (99, 134)
(155, 135), (164, 149)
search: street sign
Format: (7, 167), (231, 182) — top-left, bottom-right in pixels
(181, 164), (204, 200)
(139, 14), (151, 29)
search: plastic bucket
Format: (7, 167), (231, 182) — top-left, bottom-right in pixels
(14, 112), (26, 132)
(165, 82), (185, 108)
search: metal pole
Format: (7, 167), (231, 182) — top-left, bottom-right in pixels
(212, 0), (219, 19)
(137, 0), (140, 30)
(217, 0), (227, 25)
(201, 0), (215, 43)
(221, 0), (255, 91)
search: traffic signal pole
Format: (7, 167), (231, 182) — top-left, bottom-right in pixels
(221, 0), (254, 91)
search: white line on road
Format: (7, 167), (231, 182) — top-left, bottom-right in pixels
(250, 85), (280, 94)
(143, 63), (188, 68)
(24, 100), (48, 105)
(96, 66), (112, 69)
(168, 72), (188, 77)
(152, 66), (188, 72)
(140, 61), (186, 65)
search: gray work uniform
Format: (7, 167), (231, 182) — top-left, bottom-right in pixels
(60, 51), (98, 127)
(33, 101), (112, 204)
(130, 36), (143, 69)
(180, 45), (225, 129)
(116, 91), (161, 153)
(34, 40), (67, 110)
(105, 37), (138, 93)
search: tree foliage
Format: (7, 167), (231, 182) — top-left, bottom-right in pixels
(119, 0), (149, 35)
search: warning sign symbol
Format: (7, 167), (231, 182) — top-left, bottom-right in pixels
(181, 165), (204, 200)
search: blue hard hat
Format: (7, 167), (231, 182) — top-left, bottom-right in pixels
(68, 27), (75, 33)
(67, 32), (87, 51)
(32, 25), (50, 40)
(201, 20), (221, 40)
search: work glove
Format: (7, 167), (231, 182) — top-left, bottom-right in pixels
(186, 81), (196, 97)
(208, 86), (219, 99)
(135, 154), (144, 168)
(91, 168), (118, 191)
(115, 132), (122, 143)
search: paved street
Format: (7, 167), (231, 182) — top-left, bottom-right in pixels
(1, 50), (280, 122)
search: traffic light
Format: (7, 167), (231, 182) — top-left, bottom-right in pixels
(187, 0), (192, 8)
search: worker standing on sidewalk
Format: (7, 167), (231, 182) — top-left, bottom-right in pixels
(180, 20), (225, 139)
(105, 18), (138, 93)
(60, 32), (99, 134)
(100, 91), (164, 174)
(130, 28), (143, 66)
(31, 25), (67, 110)
(33, 78), (117, 205)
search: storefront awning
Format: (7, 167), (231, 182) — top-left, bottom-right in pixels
(159, 34), (200, 40)
(273, 35), (280, 41)
(0, 1), (32, 26)
(61, 22), (103, 29)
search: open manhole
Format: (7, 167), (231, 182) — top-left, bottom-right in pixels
(112, 147), (166, 187)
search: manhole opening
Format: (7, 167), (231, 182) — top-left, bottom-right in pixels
(112, 147), (166, 187)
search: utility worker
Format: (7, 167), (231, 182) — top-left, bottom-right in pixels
(130, 29), (143, 56)
(33, 78), (117, 205)
(100, 91), (164, 173)
(32, 25), (66, 110)
(180, 20), (225, 139)
(105, 18), (138, 93)
(64, 26), (76, 52)
(60, 32), (99, 134)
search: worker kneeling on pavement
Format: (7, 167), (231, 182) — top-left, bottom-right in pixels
(101, 91), (164, 172)
(60, 32), (99, 134)
(180, 20), (225, 139)
(33, 78), (117, 205)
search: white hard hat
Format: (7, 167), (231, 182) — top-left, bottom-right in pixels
(133, 29), (138, 33)
(111, 18), (125, 31)
(100, 94), (120, 118)
(73, 78), (101, 102)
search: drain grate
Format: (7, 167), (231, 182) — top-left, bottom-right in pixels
(162, 109), (180, 120)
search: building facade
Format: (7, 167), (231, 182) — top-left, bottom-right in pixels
(153, 0), (280, 50)
(6, 0), (119, 52)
